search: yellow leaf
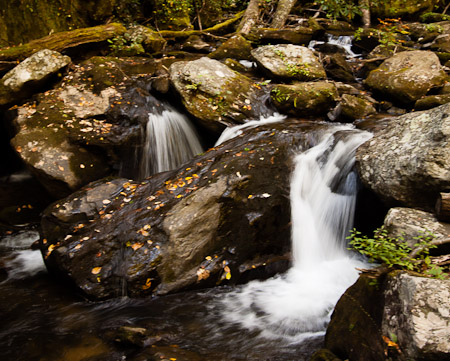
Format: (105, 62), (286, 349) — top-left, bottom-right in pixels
(91, 267), (102, 275)
(131, 243), (143, 251)
(226, 272), (231, 280)
(248, 195), (253, 199)
(205, 256), (212, 261)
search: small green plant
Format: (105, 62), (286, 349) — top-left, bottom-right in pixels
(271, 88), (290, 103)
(348, 226), (447, 278)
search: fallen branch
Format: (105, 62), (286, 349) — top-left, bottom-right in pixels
(409, 237), (450, 259)
(159, 11), (244, 39)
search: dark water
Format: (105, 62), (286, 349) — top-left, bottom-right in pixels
(0, 230), (322, 361)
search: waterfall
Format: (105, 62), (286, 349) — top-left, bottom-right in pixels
(215, 113), (286, 146)
(219, 125), (372, 342)
(308, 34), (359, 58)
(140, 105), (203, 178)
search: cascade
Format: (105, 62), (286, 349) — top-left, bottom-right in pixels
(308, 34), (359, 58)
(215, 113), (286, 146)
(219, 125), (372, 342)
(140, 105), (203, 178)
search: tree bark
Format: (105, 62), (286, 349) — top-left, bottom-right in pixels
(271, 0), (297, 28)
(237, 0), (261, 35)
(359, 0), (371, 28)
(436, 192), (450, 222)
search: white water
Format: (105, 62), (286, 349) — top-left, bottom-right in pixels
(308, 34), (359, 58)
(220, 126), (372, 342)
(140, 106), (203, 178)
(0, 230), (46, 280)
(215, 113), (286, 146)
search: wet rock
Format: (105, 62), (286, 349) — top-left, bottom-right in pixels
(40, 120), (332, 299)
(364, 50), (446, 106)
(111, 326), (162, 348)
(325, 275), (386, 361)
(327, 271), (450, 361)
(356, 102), (450, 211)
(248, 27), (314, 46)
(169, 57), (269, 134)
(208, 34), (253, 60)
(0, 49), (71, 106)
(383, 207), (450, 249)
(10, 56), (164, 198)
(251, 44), (326, 81)
(270, 81), (338, 117)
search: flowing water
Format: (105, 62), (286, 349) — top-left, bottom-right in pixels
(308, 34), (360, 58)
(0, 125), (371, 361)
(216, 126), (372, 343)
(140, 104), (203, 178)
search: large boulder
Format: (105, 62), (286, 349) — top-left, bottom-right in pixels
(251, 44), (327, 81)
(169, 57), (269, 134)
(364, 50), (446, 106)
(356, 103), (450, 211)
(9, 56), (165, 198)
(39, 120), (335, 300)
(0, 49), (71, 106)
(326, 271), (450, 361)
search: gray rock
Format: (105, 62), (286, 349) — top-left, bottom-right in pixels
(251, 44), (326, 81)
(327, 271), (450, 361)
(356, 103), (450, 210)
(169, 57), (268, 133)
(383, 272), (450, 360)
(364, 50), (446, 105)
(0, 49), (71, 105)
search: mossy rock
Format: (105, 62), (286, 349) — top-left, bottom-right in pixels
(364, 50), (447, 105)
(339, 94), (377, 121)
(371, 0), (438, 19)
(169, 57), (268, 134)
(209, 34), (253, 60)
(247, 27), (314, 46)
(270, 81), (338, 117)
(414, 93), (450, 110)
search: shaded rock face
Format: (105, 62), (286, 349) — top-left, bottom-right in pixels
(248, 28), (314, 46)
(9, 56), (165, 198)
(356, 103), (450, 211)
(251, 44), (327, 81)
(364, 50), (446, 106)
(326, 271), (450, 361)
(383, 273), (450, 360)
(40, 120), (331, 300)
(0, 49), (71, 106)
(169, 57), (270, 134)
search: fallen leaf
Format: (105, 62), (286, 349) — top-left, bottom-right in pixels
(91, 267), (102, 274)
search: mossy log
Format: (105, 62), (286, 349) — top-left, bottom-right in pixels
(158, 11), (244, 39)
(0, 23), (126, 62)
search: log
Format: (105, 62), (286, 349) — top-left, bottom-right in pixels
(271, 0), (298, 28)
(0, 23), (127, 62)
(237, 0), (260, 35)
(159, 11), (244, 39)
(436, 192), (450, 222)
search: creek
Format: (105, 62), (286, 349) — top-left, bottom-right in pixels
(0, 114), (372, 360)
